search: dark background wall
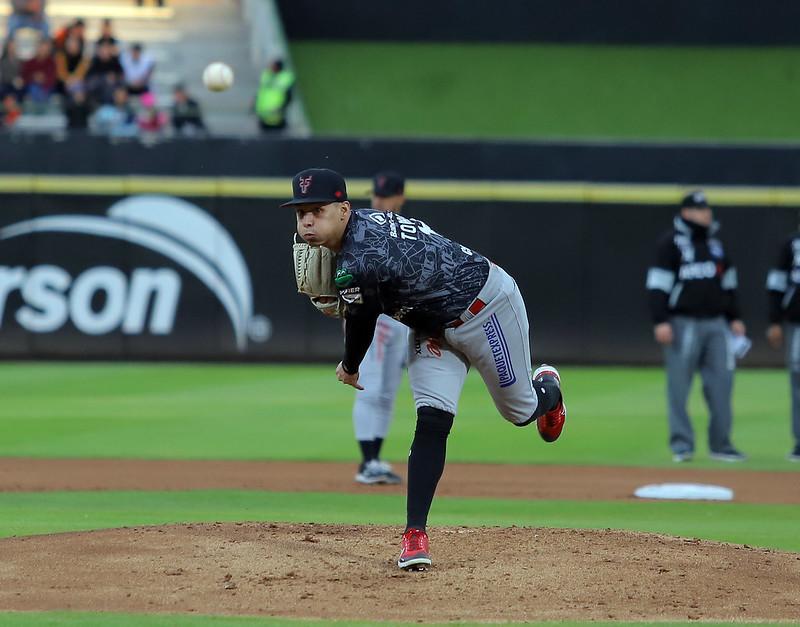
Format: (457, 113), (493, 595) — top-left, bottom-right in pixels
(2, 135), (800, 185)
(276, 0), (800, 45)
(0, 135), (797, 365)
(0, 192), (793, 366)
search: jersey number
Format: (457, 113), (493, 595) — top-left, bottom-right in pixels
(393, 215), (436, 241)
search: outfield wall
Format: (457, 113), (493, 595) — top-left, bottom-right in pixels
(276, 0), (800, 46)
(0, 135), (798, 365)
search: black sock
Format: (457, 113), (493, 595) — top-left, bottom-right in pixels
(516, 379), (562, 427)
(533, 378), (562, 418)
(406, 406), (454, 532)
(358, 440), (376, 468)
(374, 437), (384, 459)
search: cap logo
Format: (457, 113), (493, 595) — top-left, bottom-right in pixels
(299, 176), (312, 194)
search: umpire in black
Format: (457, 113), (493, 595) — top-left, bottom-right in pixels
(646, 191), (747, 462)
(766, 230), (800, 462)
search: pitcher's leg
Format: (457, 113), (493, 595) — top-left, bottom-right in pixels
(405, 330), (468, 527)
(407, 332), (469, 415)
(405, 406), (454, 531)
(446, 276), (542, 425)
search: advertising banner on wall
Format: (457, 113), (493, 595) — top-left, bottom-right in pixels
(0, 191), (796, 365)
(0, 193), (343, 360)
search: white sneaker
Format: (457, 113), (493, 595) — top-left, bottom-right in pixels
(375, 460), (402, 484)
(354, 459), (402, 485)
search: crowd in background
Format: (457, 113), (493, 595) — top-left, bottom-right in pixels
(1, 2), (206, 138)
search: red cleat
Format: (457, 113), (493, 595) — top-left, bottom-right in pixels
(533, 365), (566, 443)
(398, 528), (431, 570)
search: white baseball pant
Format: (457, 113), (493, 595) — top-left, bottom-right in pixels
(352, 314), (408, 440)
(407, 263), (538, 423)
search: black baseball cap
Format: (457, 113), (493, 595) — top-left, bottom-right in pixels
(681, 190), (709, 209)
(280, 168), (348, 207)
(372, 171), (405, 198)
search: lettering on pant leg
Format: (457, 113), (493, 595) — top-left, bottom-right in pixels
(482, 313), (516, 388)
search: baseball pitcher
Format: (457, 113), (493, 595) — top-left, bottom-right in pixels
(287, 168), (566, 570)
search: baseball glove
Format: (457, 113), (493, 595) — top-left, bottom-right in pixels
(292, 234), (345, 318)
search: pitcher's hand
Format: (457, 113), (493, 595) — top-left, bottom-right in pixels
(336, 361), (364, 390)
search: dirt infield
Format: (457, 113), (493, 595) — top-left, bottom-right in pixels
(0, 458), (798, 503)
(1, 523), (799, 622)
(1, 459), (799, 622)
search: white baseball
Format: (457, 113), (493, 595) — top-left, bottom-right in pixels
(202, 62), (234, 92)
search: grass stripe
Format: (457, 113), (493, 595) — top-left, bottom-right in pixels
(0, 490), (797, 552)
(0, 611), (765, 626)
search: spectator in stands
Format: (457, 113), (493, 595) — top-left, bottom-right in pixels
(1, 92), (22, 128)
(55, 35), (88, 94)
(170, 82), (205, 136)
(137, 90), (166, 135)
(254, 58), (294, 133)
(6, 0), (49, 39)
(120, 42), (154, 95)
(91, 85), (137, 137)
(63, 87), (90, 130)
(21, 37), (55, 109)
(53, 17), (85, 54)
(0, 39), (25, 99)
(136, 0), (165, 8)
(95, 18), (120, 57)
(86, 40), (123, 105)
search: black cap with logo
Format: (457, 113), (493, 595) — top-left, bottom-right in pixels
(280, 168), (348, 207)
(372, 171), (405, 198)
(681, 190), (709, 209)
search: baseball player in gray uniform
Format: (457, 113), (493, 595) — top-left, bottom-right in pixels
(766, 231), (800, 462)
(353, 172), (408, 485)
(283, 168), (566, 570)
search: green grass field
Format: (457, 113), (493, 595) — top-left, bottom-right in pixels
(0, 362), (797, 626)
(0, 363), (793, 469)
(290, 42), (800, 142)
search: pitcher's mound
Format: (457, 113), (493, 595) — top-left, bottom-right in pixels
(1, 522), (798, 622)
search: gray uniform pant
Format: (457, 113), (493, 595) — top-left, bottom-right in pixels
(352, 314), (407, 441)
(407, 263), (538, 424)
(784, 323), (800, 446)
(664, 316), (735, 454)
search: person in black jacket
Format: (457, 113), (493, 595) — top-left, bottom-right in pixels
(766, 232), (800, 462)
(646, 191), (747, 463)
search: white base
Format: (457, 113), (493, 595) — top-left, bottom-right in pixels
(634, 482), (733, 501)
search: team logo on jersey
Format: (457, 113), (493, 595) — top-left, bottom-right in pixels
(298, 176), (312, 194)
(482, 313), (516, 388)
(335, 269), (354, 288)
(709, 239), (724, 259)
(678, 261), (718, 280)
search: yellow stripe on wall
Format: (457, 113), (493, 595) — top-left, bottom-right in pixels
(1, 175), (800, 206)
